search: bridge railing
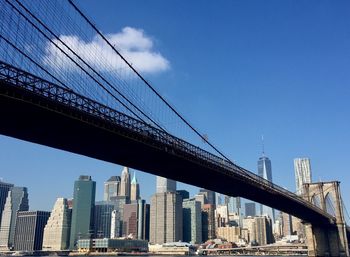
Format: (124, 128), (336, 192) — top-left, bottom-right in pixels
(0, 60), (335, 222)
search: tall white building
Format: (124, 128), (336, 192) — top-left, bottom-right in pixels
(110, 210), (121, 239)
(42, 198), (71, 250)
(156, 176), (176, 193)
(120, 167), (131, 198)
(294, 158), (312, 195)
(0, 187), (29, 250)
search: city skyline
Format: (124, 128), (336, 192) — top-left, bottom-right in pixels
(0, 0), (349, 214)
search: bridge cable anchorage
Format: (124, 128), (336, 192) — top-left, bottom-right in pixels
(68, 0), (235, 165)
(0, 34), (70, 90)
(7, 0), (166, 132)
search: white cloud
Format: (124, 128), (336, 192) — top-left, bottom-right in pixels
(43, 27), (170, 74)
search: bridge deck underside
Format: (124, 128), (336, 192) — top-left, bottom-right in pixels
(0, 81), (332, 225)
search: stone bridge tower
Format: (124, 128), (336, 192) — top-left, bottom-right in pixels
(303, 181), (349, 257)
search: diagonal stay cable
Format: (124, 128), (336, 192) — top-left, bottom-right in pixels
(68, 0), (235, 164)
(0, 33), (70, 90)
(8, 0), (165, 131)
(4, 0), (154, 126)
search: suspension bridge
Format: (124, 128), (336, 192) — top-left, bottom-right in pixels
(0, 1), (349, 256)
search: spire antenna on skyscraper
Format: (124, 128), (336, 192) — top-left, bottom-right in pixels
(261, 135), (265, 156)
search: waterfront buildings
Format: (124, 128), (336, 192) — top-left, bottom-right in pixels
(69, 175), (96, 249)
(77, 238), (148, 253)
(42, 198), (71, 250)
(104, 176), (120, 201)
(0, 181), (13, 227)
(216, 226), (240, 243)
(120, 167), (131, 199)
(294, 158), (312, 195)
(130, 173), (140, 201)
(257, 153), (275, 222)
(156, 176), (176, 193)
(245, 202), (256, 217)
(0, 186), (29, 250)
(14, 211), (50, 251)
(94, 201), (114, 239)
(182, 198), (202, 244)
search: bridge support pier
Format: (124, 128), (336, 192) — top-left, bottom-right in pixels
(303, 181), (349, 257)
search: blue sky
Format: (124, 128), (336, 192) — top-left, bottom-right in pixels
(0, 0), (349, 218)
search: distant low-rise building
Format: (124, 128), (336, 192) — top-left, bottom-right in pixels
(77, 238), (148, 252)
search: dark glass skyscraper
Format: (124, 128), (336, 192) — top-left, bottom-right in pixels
(245, 202), (256, 217)
(69, 175), (96, 249)
(257, 155), (275, 222)
(94, 201), (114, 239)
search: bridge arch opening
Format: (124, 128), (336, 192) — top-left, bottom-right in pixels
(325, 192), (336, 217)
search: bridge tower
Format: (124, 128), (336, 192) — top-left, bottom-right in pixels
(303, 181), (349, 257)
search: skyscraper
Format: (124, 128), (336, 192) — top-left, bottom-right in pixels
(0, 181), (13, 227)
(42, 198), (71, 250)
(156, 176), (176, 193)
(254, 216), (274, 245)
(130, 173), (140, 201)
(201, 204), (216, 241)
(176, 190), (190, 200)
(294, 158), (312, 195)
(104, 176), (120, 201)
(199, 189), (216, 206)
(69, 175), (96, 249)
(245, 202), (256, 217)
(14, 211), (50, 251)
(258, 153), (275, 222)
(150, 192), (182, 244)
(120, 167), (131, 199)
(110, 196), (128, 237)
(0, 187), (29, 250)
(183, 198), (202, 244)
(110, 210), (121, 239)
(94, 201), (114, 239)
